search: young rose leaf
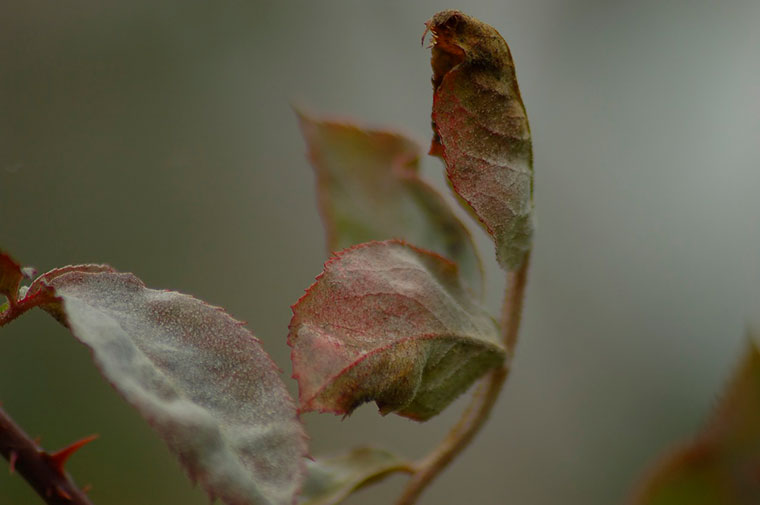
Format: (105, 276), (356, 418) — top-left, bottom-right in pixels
(629, 338), (760, 505)
(300, 447), (412, 505)
(289, 240), (505, 421)
(297, 112), (483, 295)
(25, 264), (117, 322)
(39, 268), (307, 505)
(425, 10), (534, 271)
(0, 251), (24, 304)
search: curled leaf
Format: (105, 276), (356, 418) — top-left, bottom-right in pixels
(297, 111), (483, 294)
(300, 447), (412, 505)
(289, 240), (505, 421)
(426, 10), (534, 271)
(41, 269), (307, 505)
(629, 338), (760, 505)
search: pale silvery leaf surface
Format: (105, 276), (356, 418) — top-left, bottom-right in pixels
(43, 269), (307, 505)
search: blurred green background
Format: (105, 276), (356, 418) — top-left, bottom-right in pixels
(1, 1), (759, 504)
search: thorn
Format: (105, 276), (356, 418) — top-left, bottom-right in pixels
(81, 483), (93, 494)
(8, 451), (17, 474)
(55, 485), (72, 500)
(33, 436), (42, 445)
(47, 434), (99, 475)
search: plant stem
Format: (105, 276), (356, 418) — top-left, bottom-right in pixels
(0, 406), (95, 505)
(395, 253), (531, 505)
(0, 291), (53, 327)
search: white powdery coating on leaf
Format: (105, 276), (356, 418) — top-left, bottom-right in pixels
(289, 240), (505, 421)
(51, 271), (306, 505)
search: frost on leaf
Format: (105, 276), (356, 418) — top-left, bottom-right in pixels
(289, 240), (505, 421)
(629, 338), (760, 505)
(297, 111), (483, 295)
(425, 10), (534, 271)
(40, 269), (307, 505)
(300, 447), (411, 505)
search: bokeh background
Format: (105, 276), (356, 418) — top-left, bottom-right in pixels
(1, 1), (759, 504)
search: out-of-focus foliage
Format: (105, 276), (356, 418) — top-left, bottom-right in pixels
(630, 338), (760, 505)
(300, 447), (411, 505)
(298, 112), (483, 294)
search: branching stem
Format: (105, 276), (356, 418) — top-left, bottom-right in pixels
(395, 253), (531, 505)
(0, 290), (54, 327)
(0, 406), (95, 505)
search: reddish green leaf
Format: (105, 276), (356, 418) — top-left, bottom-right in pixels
(289, 240), (505, 421)
(25, 264), (117, 323)
(425, 10), (534, 271)
(629, 339), (760, 505)
(40, 268), (307, 505)
(300, 447), (412, 505)
(0, 251), (23, 304)
(298, 112), (483, 294)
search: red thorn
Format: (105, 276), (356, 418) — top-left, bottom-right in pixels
(47, 434), (99, 475)
(8, 451), (17, 474)
(55, 485), (72, 500)
(81, 483), (93, 494)
(33, 436), (42, 445)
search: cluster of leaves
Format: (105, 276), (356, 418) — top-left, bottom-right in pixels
(3, 7), (752, 505)
(1, 10), (534, 505)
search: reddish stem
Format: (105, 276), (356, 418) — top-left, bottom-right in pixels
(395, 253), (531, 505)
(0, 290), (55, 327)
(0, 406), (95, 505)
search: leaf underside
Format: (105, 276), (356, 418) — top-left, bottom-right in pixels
(426, 10), (534, 271)
(38, 268), (307, 505)
(289, 240), (505, 421)
(300, 447), (411, 505)
(297, 111), (483, 295)
(629, 338), (760, 505)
